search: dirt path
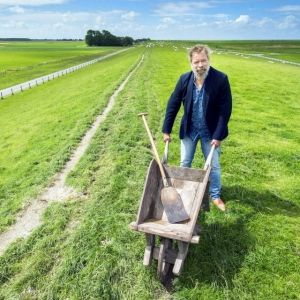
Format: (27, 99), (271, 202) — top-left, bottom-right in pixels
(0, 55), (144, 255)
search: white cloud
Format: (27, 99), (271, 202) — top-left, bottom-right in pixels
(213, 14), (230, 19)
(180, 22), (208, 29)
(8, 5), (25, 13)
(156, 24), (167, 30)
(121, 11), (139, 21)
(234, 15), (250, 25)
(0, 0), (67, 5)
(154, 1), (213, 16)
(0, 9), (144, 39)
(0, 2), (299, 40)
(95, 15), (106, 26)
(162, 17), (176, 24)
(278, 15), (298, 29)
(53, 22), (64, 29)
(255, 17), (273, 28)
(274, 5), (300, 13)
(3, 20), (26, 28)
(156, 16), (177, 31)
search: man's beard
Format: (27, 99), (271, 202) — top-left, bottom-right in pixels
(193, 66), (209, 80)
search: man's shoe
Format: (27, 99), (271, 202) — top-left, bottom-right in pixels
(212, 198), (226, 211)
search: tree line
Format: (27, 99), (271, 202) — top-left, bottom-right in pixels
(85, 30), (150, 46)
(85, 30), (134, 46)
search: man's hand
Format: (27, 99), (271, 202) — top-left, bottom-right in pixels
(211, 139), (221, 147)
(163, 133), (171, 143)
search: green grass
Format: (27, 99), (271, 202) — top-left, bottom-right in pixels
(0, 43), (299, 299)
(214, 40), (300, 63)
(160, 40), (300, 64)
(0, 41), (122, 89)
(0, 46), (142, 232)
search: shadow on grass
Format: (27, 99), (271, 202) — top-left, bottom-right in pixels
(175, 185), (299, 290)
(224, 185), (300, 218)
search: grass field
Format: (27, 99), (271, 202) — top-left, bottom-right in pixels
(0, 41), (121, 89)
(0, 46), (142, 232)
(164, 40), (300, 64)
(0, 41), (299, 299)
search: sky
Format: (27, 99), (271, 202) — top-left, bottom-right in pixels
(0, 0), (299, 40)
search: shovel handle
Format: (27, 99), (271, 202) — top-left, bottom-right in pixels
(162, 140), (169, 164)
(204, 144), (216, 171)
(138, 113), (169, 186)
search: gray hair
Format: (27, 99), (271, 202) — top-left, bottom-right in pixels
(188, 44), (211, 62)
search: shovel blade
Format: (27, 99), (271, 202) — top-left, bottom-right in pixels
(161, 187), (190, 223)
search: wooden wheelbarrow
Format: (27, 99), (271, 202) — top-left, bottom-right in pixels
(129, 141), (214, 283)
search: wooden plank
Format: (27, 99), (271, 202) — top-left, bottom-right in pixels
(140, 219), (190, 232)
(143, 234), (155, 266)
(129, 221), (138, 231)
(200, 183), (210, 212)
(150, 180), (165, 220)
(171, 179), (198, 216)
(165, 165), (206, 182)
(138, 220), (191, 242)
(189, 182), (205, 220)
(173, 241), (189, 275)
(136, 159), (162, 224)
(187, 168), (211, 241)
(191, 235), (200, 244)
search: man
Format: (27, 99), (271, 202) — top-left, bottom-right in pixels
(162, 44), (232, 211)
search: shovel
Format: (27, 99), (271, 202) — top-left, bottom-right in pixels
(138, 113), (190, 224)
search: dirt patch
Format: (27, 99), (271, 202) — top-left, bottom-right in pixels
(0, 55), (144, 255)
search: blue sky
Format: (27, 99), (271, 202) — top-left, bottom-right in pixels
(0, 0), (299, 40)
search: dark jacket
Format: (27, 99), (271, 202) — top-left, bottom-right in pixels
(162, 67), (232, 141)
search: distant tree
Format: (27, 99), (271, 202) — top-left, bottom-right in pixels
(0, 38), (31, 41)
(121, 36), (134, 46)
(134, 38), (151, 44)
(94, 31), (104, 46)
(85, 30), (97, 46)
(85, 29), (134, 47)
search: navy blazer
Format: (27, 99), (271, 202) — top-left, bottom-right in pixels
(162, 67), (232, 141)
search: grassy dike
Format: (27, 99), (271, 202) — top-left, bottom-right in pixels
(0, 41), (121, 89)
(0, 45), (299, 299)
(0, 47), (142, 232)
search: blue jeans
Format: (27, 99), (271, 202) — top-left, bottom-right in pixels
(180, 136), (221, 200)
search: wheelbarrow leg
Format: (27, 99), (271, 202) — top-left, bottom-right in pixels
(173, 241), (189, 276)
(143, 234), (155, 266)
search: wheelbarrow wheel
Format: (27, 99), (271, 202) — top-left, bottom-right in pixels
(157, 238), (173, 284)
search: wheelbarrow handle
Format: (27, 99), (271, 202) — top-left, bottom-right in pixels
(204, 144), (216, 171)
(162, 140), (169, 164)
